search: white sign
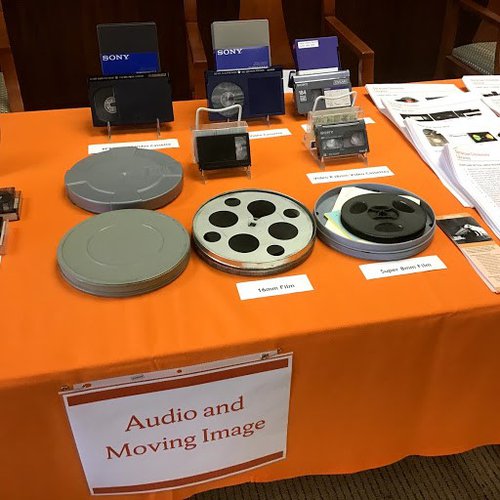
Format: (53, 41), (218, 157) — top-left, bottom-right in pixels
(62, 353), (292, 495)
(359, 255), (447, 280)
(307, 166), (394, 184)
(88, 138), (180, 154)
(236, 274), (313, 300)
(248, 128), (292, 140)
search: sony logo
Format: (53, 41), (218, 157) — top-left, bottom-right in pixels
(216, 49), (243, 56)
(102, 54), (130, 62)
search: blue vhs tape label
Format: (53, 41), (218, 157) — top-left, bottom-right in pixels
(101, 52), (160, 75)
(214, 46), (270, 71)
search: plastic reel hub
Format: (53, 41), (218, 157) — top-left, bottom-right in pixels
(340, 193), (427, 244)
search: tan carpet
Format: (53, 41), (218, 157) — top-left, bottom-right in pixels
(191, 445), (500, 499)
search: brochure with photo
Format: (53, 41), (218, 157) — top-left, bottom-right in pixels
(437, 213), (500, 293)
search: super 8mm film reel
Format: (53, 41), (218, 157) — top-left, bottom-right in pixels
(314, 183), (436, 261)
(192, 189), (316, 275)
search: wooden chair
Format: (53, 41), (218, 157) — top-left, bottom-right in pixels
(0, 2), (23, 111)
(184, 0), (374, 99)
(435, 0), (500, 78)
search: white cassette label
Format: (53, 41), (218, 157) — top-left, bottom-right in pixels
(248, 128), (292, 140)
(88, 139), (180, 154)
(297, 40), (319, 49)
(236, 275), (313, 300)
(359, 256), (447, 280)
(307, 166), (394, 184)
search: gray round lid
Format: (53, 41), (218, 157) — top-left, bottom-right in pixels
(65, 147), (183, 213)
(57, 209), (190, 296)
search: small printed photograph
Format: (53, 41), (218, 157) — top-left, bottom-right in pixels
(454, 108), (482, 118)
(234, 136), (248, 161)
(423, 128), (448, 147)
(400, 113), (433, 121)
(484, 91), (500, 97)
(438, 216), (491, 244)
(429, 110), (458, 121)
(396, 96), (419, 103)
(468, 131), (498, 143)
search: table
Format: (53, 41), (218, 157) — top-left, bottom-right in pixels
(1, 86), (500, 500)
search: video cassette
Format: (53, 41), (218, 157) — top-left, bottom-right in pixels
(194, 124), (251, 171)
(293, 36), (340, 74)
(315, 120), (369, 158)
(212, 20), (270, 71)
(292, 70), (352, 115)
(0, 219), (7, 255)
(97, 22), (160, 75)
(205, 67), (285, 120)
(0, 187), (21, 221)
(88, 73), (174, 127)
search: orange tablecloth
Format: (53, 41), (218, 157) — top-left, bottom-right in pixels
(1, 87), (500, 500)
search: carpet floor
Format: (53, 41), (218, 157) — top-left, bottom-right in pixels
(191, 445), (500, 499)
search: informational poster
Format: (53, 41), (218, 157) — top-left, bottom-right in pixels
(62, 352), (292, 495)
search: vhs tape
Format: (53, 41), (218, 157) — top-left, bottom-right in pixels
(88, 73), (174, 127)
(97, 22), (160, 75)
(194, 125), (251, 171)
(315, 120), (369, 158)
(292, 70), (352, 115)
(205, 67), (285, 120)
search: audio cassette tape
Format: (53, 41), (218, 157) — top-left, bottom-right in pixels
(292, 70), (352, 115)
(205, 67), (285, 120)
(315, 120), (369, 158)
(88, 73), (174, 127)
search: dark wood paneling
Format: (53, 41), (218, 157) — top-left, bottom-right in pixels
(3, 0), (190, 110)
(2, 0), (487, 110)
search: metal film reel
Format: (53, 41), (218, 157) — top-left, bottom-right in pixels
(192, 190), (316, 275)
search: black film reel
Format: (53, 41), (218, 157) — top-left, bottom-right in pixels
(340, 193), (427, 243)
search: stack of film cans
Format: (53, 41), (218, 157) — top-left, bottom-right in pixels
(58, 148), (190, 297)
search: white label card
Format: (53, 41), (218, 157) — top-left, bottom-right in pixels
(359, 256), (447, 280)
(88, 139), (180, 154)
(62, 353), (292, 495)
(248, 128), (292, 140)
(307, 166), (394, 184)
(297, 40), (319, 49)
(236, 274), (313, 300)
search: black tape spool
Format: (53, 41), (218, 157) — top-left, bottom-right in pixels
(340, 193), (427, 244)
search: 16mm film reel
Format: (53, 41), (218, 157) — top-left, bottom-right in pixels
(192, 189), (316, 275)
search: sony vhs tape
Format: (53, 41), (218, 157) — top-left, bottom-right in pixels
(88, 73), (174, 127)
(97, 22), (160, 75)
(292, 70), (352, 115)
(315, 120), (369, 159)
(205, 67), (285, 120)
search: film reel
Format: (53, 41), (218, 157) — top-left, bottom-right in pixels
(192, 190), (316, 275)
(341, 193), (427, 244)
(314, 183), (436, 261)
(211, 82), (245, 117)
